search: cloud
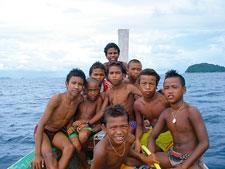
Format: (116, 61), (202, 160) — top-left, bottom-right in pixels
(0, 0), (225, 77)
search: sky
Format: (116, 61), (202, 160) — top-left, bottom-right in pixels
(0, 0), (225, 78)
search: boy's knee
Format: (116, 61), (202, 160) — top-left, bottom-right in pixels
(63, 143), (75, 155)
(79, 132), (89, 144)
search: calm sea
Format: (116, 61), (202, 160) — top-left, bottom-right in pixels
(0, 73), (225, 169)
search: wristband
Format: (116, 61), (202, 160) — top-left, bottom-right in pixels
(85, 121), (93, 128)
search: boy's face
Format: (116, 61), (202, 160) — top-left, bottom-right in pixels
(139, 75), (157, 98)
(163, 77), (186, 104)
(103, 115), (129, 145)
(106, 48), (119, 63)
(108, 66), (125, 86)
(128, 62), (142, 80)
(86, 81), (100, 101)
(66, 76), (84, 96)
(90, 68), (105, 85)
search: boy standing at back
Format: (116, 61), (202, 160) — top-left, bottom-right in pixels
(148, 70), (209, 169)
(91, 104), (159, 169)
(123, 59), (142, 88)
(103, 42), (128, 71)
(67, 78), (103, 169)
(30, 68), (86, 169)
(134, 69), (172, 154)
(88, 62), (142, 133)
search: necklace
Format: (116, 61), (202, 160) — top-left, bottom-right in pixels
(171, 102), (184, 124)
(108, 137), (126, 157)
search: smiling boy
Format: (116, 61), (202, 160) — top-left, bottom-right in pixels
(148, 70), (209, 169)
(103, 43), (128, 71)
(30, 68), (86, 169)
(91, 104), (159, 169)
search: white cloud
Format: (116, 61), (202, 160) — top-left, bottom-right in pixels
(0, 0), (225, 76)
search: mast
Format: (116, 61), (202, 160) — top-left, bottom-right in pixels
(118, 29), (129, 63)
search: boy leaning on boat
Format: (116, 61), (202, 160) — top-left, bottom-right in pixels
(30, 68), (86, 169)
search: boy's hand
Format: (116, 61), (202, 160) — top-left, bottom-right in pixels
(29, 154), (44, 169)
(67, 126), (75, 135)
(73, 120), (86, 128)
(77, 123), (88, 132)
(144, 153), (160, 168)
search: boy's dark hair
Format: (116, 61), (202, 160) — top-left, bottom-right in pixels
(86, 77), (100, 89)
(66, 68), (86, 86)
(89, 61), (106, 75)
(107, 62), (126, 75)
(102, 104), (129, 126)
(164, 70), (185, 87)
(104, 43), (120, 55)
(139, 68), (160, 87)
(128, 59), (142, 68)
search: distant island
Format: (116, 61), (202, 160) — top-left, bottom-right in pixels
(185, 63), (225, 73)
(0, 77), (11, 80)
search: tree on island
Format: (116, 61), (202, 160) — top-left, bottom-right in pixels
(185, 63), (225, 73)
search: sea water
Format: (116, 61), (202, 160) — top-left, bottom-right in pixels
(0, 73), (225, 169)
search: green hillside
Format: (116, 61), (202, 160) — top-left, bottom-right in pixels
(185, 63), (225, 73)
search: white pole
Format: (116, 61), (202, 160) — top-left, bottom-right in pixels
(118, 29), (129, 63)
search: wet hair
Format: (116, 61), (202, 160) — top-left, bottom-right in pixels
(164, 70), (185, 87)
(104, 42), (120, 55)
(66, 68), (86, 86)
(138, 68), (160, 87)
(86, 77), (100, 89)
(89, 61), (106, 75)
(107, 62), (126, 75)
(102, 104), (129, 126)
(128, 59), (142, 68)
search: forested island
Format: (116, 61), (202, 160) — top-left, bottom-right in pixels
(185, 63), (225, 73)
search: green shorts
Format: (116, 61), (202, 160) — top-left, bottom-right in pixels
(68, 127), (95, 139)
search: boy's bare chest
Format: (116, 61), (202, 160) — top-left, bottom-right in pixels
(109, 89), (132, 104)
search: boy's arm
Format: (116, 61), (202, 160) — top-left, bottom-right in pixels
(148, 112), (166, 153)
(91, 144), (106, 169)
(129, 84), (142, 96)
(134, 101), (144, 152)
(177, 107), (209, 169)
(89, 91), (109, 125)
(31, 95), (59, 168)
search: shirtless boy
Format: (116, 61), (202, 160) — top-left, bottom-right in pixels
(123, 59), (142, 88)
(67, 78), (103, 169)
(88, 62), (142, 133)
(148, 70), (209, 169)
(89, 61), (112, 96)
(134, 69), (172, 153)
(91, 104), (159, 169)
(103, 42), (128, 71)
(30, 68), (86, 169)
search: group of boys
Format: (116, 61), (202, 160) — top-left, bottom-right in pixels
(30, 43), (209, 169)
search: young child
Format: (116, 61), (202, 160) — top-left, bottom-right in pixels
(103, 42), (128, 71)
(148, 70), (209, 169)
(30, 68), (86, 169)
(89, 61), (112, 93)
(88, 62), (142, 133)
(91, 104), (159, 169)
(134, 69), (172, 154)
(123, 59), (142, 88)
(67, 77), (103, 169)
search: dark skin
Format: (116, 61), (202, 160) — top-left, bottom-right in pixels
(89, 66), (142, 133)
(67, 81), (103, 169)
(135, 75), (169, 153)
(148, 77), (209, 169)
(30, 76), (84, 169)
(104, 47), (128, 71)
(91, 116), (159, 169)
(123, 62), (142, 88)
